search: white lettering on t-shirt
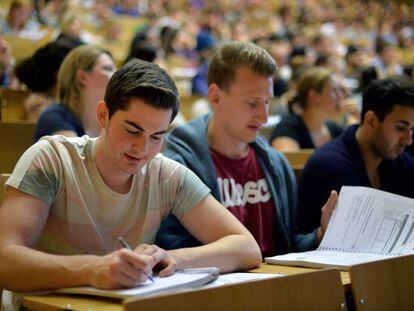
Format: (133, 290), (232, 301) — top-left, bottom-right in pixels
(217, 177), (271, 208)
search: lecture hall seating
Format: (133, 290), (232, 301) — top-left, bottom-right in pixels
(282, 149), (314, 182)
(0, 121), (35, 173)
(0, 88), (31, 121)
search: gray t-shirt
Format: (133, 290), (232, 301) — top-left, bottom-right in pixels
(6, 135), (210, 255)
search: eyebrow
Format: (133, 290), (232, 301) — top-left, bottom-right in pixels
(396, 120), (411, 126)
(243, 96), (274, 101)
(124, 120), (168, 135)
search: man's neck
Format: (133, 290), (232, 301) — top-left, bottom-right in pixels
(94, 136), (133, 194)
(207, 117), (250, 159)
(355, 127), (382, 188)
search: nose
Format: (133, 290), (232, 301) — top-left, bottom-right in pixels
(402, 129), (412, 146)
(256, 103), (269, 124)
(132, 136), (149, 155)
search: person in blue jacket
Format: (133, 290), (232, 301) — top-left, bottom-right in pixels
(156, 41), (337, 256)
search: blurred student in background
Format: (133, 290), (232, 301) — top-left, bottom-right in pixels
(270, 66), (344, 151)
(34, 44), (115, 141)
(297, 77), (414, 234)
(15, 40), (75, 120)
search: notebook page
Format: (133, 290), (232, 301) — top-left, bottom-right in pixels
(53, 268), (219, 298)
(265, 250), (393, 270)
(203, 273), (282, 289)
(320, 186), (414, 255)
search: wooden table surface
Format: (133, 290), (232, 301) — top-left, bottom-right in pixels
(23, 263), (350, 311)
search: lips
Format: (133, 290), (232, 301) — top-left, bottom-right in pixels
(248, 125), (261, 131)
(125, 153), (142, 161)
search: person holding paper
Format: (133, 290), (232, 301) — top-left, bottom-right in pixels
(0, 59), (261, 303)
(156, 41), (337, 257)
(297, 76), (414, 235)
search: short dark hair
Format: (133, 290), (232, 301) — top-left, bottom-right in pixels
(15, 41), (75, 93)
(124, 42), (158, 64)
(361, 76), (414, 123)
(207, 41), (276, 90)
(104, 59), (179, 121)
(358, 66), (378, 92)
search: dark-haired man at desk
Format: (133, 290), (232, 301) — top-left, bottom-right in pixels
(297, 77), (414, 235)
(0, 59), (261, 309)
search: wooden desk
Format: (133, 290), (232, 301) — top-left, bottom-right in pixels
(23, 294), (123, 311)
(350, 254), (414, 310)
(282, 149), (314, 167)
(123, 268), (346, 310)
(251, 262), (351, 289)
(23, 264), (350, 311)
(0, 121), (35, 173)
(0, 174), (11, 205)
(0, 88), (32, 121)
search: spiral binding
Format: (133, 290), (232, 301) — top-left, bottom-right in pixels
(177, 267), (220, 276)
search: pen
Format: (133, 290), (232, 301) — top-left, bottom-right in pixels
(118, 236), (155, 283)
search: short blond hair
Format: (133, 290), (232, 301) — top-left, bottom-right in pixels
(207, 41), (276, 90)
(57, 44), (111, 118)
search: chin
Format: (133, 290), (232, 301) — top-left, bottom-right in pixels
(382, 152), (400, 160)
(244, 133), (259, 143)
(119, 163), (142, 175)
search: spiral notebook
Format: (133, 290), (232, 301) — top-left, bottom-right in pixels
(265, 186), (414, 270)
(52, 267), (219, 299)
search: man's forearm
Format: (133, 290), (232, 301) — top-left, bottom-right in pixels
(0, 245), (96, 292)
(168, 234), (261, 273)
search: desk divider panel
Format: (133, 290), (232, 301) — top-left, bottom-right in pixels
(350, 254), (414, 311)
(282, 149), (314, 167)
(124, 268), (347, 311)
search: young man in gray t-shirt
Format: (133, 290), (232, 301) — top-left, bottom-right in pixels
(0, 60), (261, 301)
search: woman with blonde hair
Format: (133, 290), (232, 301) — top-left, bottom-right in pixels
(34, 44), (115, 141)
(269, 66), (344, 151)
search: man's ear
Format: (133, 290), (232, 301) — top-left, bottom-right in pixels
(96, 100), (109, 129)
(364, 110), (379, 131)
(208, 83), (221, 109)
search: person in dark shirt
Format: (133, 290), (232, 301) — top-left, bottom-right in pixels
(297, 77), (414, 235)
(270, 66), (344, 151)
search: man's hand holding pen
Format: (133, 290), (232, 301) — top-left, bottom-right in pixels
(85, 240), (177, 290)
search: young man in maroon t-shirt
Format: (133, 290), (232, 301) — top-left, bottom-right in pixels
(157, 41), (337, 256)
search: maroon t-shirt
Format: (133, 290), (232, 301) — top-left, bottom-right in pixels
(211, 146), (276, 256)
